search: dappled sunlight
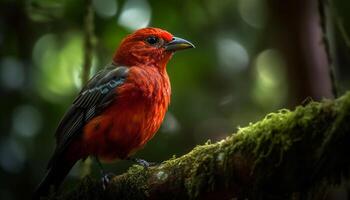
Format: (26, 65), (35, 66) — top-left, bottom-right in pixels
(118, 0), (151, 31)
(12, 105), (42, 138)
(253, 49), (287, 109)
(0, 57), (25, 90)
(93, 0), (118, 18)
(238, 0), (266, 29)
(32, 32), (97, 102)
(161, 112), (181, 134)
(0, 137), (26, 174)
(216, 37), (249, 74)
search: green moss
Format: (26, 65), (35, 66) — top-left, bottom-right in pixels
(184, 145), (218, 198)
(165, 104), (304, 198)
(125, 164), (145, 174)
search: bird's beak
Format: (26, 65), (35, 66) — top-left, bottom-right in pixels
(165, 37), (195, 52)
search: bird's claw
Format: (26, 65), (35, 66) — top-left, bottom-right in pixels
(131, 158), (157, 168)
(101, 172), (115, 190)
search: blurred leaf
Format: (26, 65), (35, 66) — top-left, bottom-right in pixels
(33, 32), (84, 101)
(27, 0), (65, 22)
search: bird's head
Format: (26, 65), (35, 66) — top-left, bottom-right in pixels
(113, 27), (194, 69)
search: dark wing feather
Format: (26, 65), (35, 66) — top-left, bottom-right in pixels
(47, 64), (129, 168)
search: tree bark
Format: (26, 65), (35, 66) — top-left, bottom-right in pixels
(49, 91), (350, 200)
(267, 0), (335, 106)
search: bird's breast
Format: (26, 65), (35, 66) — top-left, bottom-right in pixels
(83, 67), (171, 161)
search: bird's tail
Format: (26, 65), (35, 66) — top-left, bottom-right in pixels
(33, 158), (76, 199)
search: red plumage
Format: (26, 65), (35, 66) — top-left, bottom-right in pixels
(33, 27), (194, 199)
(82, 65), (171, 161)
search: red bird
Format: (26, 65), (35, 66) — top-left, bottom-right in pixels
(34, 27), (194, 198)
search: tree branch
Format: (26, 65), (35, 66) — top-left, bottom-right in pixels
(318, 0), (338, 98)
(82, 0), (95, 84)
(53, 92), (350, 199)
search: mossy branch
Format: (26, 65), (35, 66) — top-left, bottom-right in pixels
(54, 92), (350, 199)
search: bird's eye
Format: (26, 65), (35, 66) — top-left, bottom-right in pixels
(145, 36), (159, 45)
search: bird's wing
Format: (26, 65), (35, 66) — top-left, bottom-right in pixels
(47, 64), (129, 168)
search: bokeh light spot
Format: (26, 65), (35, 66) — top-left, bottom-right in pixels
(32, 32), (98, 102)
(216, 38), (249, 74)
(161, 112), (180, 134)
(0, 57), (25, 90)
(12, 105), (42, 138)
(93, 0), (118, 18)
(118, 0), (151, 31)
(253, 49), (287, 108)
(238, 0), (266, 29)
(0, 138), (26, 174)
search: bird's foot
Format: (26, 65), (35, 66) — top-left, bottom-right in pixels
(101, 172), (115, 190)
(129, 158), (157, 168)
(94, 156), (115, 190)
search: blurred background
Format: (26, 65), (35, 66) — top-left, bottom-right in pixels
(1, 0), (350, 199)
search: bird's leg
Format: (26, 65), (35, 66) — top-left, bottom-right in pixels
(127, 157), (157, 168)
(94, 157), (114, 190)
